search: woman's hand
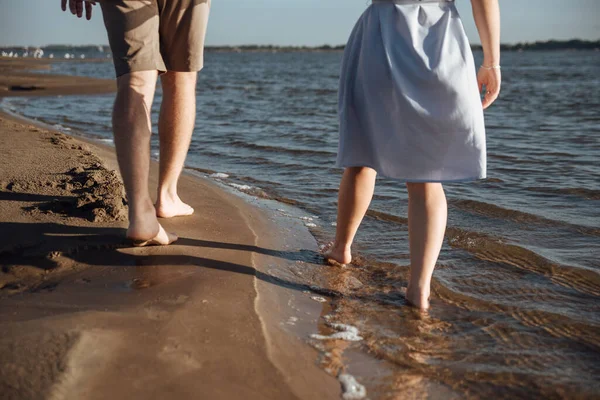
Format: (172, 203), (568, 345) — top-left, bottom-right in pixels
(61, 0), (96, 21)
(477, 66), (501, 110)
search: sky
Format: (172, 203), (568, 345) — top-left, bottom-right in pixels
(1, 0), (599, 47)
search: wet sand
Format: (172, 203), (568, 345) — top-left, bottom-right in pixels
(0, 58), (340, 399)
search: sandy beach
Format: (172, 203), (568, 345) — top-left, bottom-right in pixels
(0, 58), (341, 400)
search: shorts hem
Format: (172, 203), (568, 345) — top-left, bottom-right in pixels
(113, 61), (167, 78)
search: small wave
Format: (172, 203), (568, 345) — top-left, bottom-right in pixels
(445, 227), (600, 297)
(52, 124), (71, 132)
(450, 199), (600, 236)
(230, 183), (251, 191)
(311, 323), (364, 342)
(227, 182), (272, 199)
(235, 175), (283, 188)
(226, 139), (335, 157)
(543, 152), (583, 158)
(285, 87), (337, 96)
(451, 199), (548, 224)
(525, 186), (600, 201)
(480, 177), (505, 184)
(187, 166), (217, 175)
(366, 209), (409, 225)
(338, 374), (367, 400)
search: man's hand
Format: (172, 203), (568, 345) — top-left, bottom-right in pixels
(61, 0), (96, 21)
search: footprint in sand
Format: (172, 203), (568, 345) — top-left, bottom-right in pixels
(161, 294), (189, 306)
(143, 295), (189, 321)
(159, 339), (202, 371)
(144, 306), (170, 321)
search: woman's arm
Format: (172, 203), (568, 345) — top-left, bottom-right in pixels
(471, 0), (501, 109)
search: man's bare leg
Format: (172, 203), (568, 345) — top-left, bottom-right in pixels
(405, 183), (447, 310)
(155, 71), (197, 218)
(324, 167), (377, 265)
(113, 70), (177, 245)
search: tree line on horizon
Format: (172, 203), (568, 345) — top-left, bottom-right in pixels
(1, 39), (599, 55)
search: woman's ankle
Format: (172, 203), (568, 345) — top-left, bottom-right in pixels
(324, 241), (352, 264)
(406, 283), (431, 309)
(332, 240), (351, 252)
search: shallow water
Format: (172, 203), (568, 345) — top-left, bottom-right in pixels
(2, 49), (599, 398)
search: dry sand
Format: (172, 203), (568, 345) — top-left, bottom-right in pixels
(0, 58), (341, 399)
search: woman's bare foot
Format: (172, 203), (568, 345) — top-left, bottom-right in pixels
(322, 242), (352, 266)
(405, 286), (430, 310)
(156, 193), (194, 218)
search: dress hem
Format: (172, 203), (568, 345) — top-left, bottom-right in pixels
(336, 163), (486, 183)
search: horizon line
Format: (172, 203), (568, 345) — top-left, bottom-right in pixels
(1, 38), (599, 49)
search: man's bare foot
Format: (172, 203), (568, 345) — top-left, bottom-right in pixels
(322, 242), (352, 266)
(156, 194), (194, 218)
(126, 205), (178, 246)
(405, 286), (430, 310)
(130, 224), (178, 247)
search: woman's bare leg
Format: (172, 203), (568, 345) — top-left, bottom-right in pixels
(324, 167), (377, 264)
(405, 182), (447, 309)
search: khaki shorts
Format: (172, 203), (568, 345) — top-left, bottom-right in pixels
(100, 0), (210, 77)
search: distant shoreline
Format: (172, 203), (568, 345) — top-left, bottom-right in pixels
(205, 40), (600, 52)
(1, 39), (598, 57)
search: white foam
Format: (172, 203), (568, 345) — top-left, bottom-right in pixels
(210, 172), (229, 179)
(310, 323), (363, 342)
(331, 222), (337, 227)
(311, 296), (327, 303)
(305, 222), (317, 228)
(53, 124), (71, 131)
(300, 216), (313, 221)
(229, 183), (252, 191)
(98, 138), (114, 144)
(338, 374), (367, 399)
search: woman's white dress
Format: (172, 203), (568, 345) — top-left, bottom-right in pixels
(337, 0), (486, 182)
